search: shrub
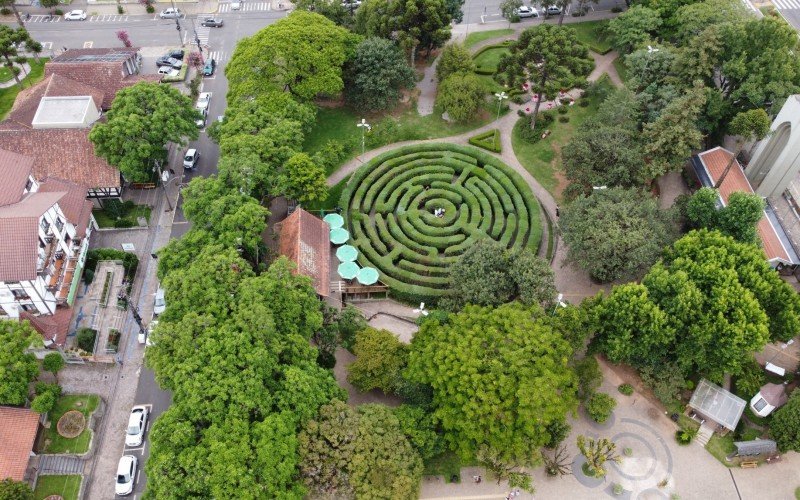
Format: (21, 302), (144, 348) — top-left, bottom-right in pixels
(54, 8), (63, 15)
(618, 384), (634, 396)
(437, 43), (475, 82)
(114, 219), (135, 228)
(85, 248), (139, 283)
(685, 380), (695, 391)
(557, 105), (569, 115)
(613, 483), (624, 495)
(611, 6), (623, 12)
(146, 4), (155, 12)
(675, 427), (696, 445)
(117, 5), (124, 13)
(587, 393), (617, 423)
(640, 363), (684, 406)
(436, 73), (486, 123)
(623, 447), (632, 456)
(545, 420), (571, 448)
(31, 391), (57, 414)
(0, 7), (11, 14)
(468, 129), (502, 153)
(76, 328), (97, 353)
(516, 111), (556, 143)
(558, 115), (570, 123)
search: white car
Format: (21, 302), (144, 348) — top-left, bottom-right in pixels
(516, 5), (539, 17)
(157, 66), (180, 77)
(196, 92), (212, 111)
(64, 9), (87, 20)
(125, 405), (148, 447)
(231, 0), (241, 9)
(196, 107), (208, 128)
(115, 455), (138, 496)
(545, 5), (562, 15)
(153, 287), (166, 315)
(159, 7), (182, 18)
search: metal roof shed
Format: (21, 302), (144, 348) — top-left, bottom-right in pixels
(688, 379), (746, 431)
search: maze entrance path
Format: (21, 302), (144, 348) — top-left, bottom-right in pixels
(342, 143), (541, 302)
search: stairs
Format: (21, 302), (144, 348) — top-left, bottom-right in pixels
(39, 455), (85, 475)
(695, 423), (714, 447)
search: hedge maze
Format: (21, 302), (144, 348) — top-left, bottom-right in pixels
(341, 143), (541, 302)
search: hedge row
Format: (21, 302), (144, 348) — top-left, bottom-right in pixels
(468, 129), (502, 153)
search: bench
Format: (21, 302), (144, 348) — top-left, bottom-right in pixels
(739, 461), (758, 469)
(130, 182), (157, 190)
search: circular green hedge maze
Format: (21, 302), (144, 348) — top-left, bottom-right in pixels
(341, 143), (542, 302)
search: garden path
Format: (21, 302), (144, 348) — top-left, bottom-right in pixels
(416, 56), (440, 116)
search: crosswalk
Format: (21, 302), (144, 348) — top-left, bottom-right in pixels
(218, 2), (272, 13)
(24, 14), (130, 23)
(194, 26), (211, 46)
(773, 0), (800, 9)
(25, 15), (60, 23)
(89, 14), (129, 22)
(207, 50), (227, 63)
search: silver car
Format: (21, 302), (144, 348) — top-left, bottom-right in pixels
(159, 7), (182, 18)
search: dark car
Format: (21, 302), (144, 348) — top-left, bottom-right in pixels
(168, 49), (185, 60)
(201, 17), (224, 27)
(203, 58), (216, 77)
(155, 56), (183, 69)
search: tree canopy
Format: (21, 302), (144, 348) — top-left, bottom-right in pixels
(686, 188), (765, 244)
(347, 327), (408, 393)
(345, 37), (415, 112)
(0, 321), (38, 406)
(770, 390), (800, 452)
(607, 5), (662, 53)
(436, 43), (475, 82)
(435, 73), (486, 123)
(406, 303), (578, 464)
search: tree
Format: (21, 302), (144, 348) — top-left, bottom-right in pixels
(345, 38), (415, 112)
(542, 444), (572, 477)
(445, 0), (465, 23)
(89, 82), (199, 182)
(393, 405), (443, 460)
(500, 0), (522, 24)
(42, 352), (65, 383)
(0, 0), (25, 28)
(687, 188), (765, 244)
(0, 26), (30, 87)
(714, 109), (771, 188)
(406, 303), (578, 462)
(560, 188), (677, 282)
(770, 390), (800, 452)
(116, 30), (132, 47)
(475, 444), (535, 492)
(25, 39), (42, 64)
(497, 25), (593, 130)
(673, 0), (748, 43)
(346, 328), (408, 393)
(337, 305), (367, 351)
(435, 43), (475, 83)
(448, 239), (556, 309)
(0, 321), (38, 406)
(586, 393), (617, 423)
(279, 153), (328, 204)
(607, 5), (662, 54)
(576, 435), (620, 477)
(31, 389), (57, 414)
(642, 81), (706, 180)
(0, 479), (33, 500)
(226, 11), (359, 101)
(436, 73), (486, 123)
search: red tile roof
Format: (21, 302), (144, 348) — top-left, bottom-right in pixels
(7, 74), (105, 129)
(0, 126), (120, 190)
(697, 147), (792, 263)
(278, 209), (331, 296)
(20, 308), (73, 346)
(0, 406), (39, 481)
(38, 177), (92, 238)
(0, 149), (34, 207)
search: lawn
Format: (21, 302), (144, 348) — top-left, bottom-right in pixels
(464, 28), (514, 48)
(473, 46), (510, 72)
(0, 58), (48, 121)
(511, 77), (612, 201)
(92, 203), (151, 229)
(43, 394), (100, 454)
(0, 65), (14, 84)
(306, 176), (349, 212)
(33, 475), (81, 500)
(706, 434), (736, 467)
(570, 19), (612, 54)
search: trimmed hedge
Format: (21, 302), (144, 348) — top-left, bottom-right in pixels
(341, 143), (542, 303)
(468, 129), (502, 153)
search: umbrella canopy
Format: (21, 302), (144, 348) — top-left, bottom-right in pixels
(357, 267), (379, 285)
(323, 213), (345, 229)
(336, 244), (358, 262)
(338, 261), (360, 280)
(330, 227), (350, 245)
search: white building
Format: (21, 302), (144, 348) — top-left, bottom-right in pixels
(746, 95), (800, 200)
(0, 149), (95, 321)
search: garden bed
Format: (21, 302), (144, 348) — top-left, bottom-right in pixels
(92, 200), (151, 228)
(33, 475), (81, 500)
(42, 394), (99, 455)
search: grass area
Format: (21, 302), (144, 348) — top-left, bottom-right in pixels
(705, 434), (736, 467)
(0, 65), (14, 84)
(612, 55), (627, 83)
(33, 475), (81, 500)
(795, 486), (800, 500)
(570, 20), (612, 54)
(511, 77), (612, 201)
(92, 203), (151, 229)
(0, 58), (48, 121)
(677, 414), (700, 431)
(464, 28), (514, 48)
(473, 47), (510, 72)
(43, 394), (100, 454)
(306, 176), (349, 212)
(423, 451), (466, 482)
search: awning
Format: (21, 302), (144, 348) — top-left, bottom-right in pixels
(356, 267), (379, 285)
(336, 244), (358, 262)
(338, 261), (360, 280)
(330, 227), (349, 245)
(323, 213), (344, 229)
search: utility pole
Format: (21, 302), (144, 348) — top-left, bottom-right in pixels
(191, 16), (205, 65)
(170, 0), (184, 46)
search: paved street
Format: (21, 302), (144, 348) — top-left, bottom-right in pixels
(461, 0), (624, 24)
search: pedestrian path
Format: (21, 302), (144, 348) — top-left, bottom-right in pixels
(194, 25), (211, 45)
(207, 50), (227, 63)
(25, 15), (60, 23)
(39, 455), (85, 475)
(773, 0), (800, 9)
(88, 14), (129, 22)
(218, 2), (271, 12)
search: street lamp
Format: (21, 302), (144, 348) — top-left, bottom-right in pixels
(641, 45), (659, 80)
(494, 91), (508, 122)
(154, 161), (180, 212)
(357, 118), (371, 157)
(592, 185), (607, 190)
(551, 293), (567, 315)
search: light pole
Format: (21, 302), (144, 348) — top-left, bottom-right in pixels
(641, 45), (659, 81)
(191, 16), (205, 64)
(357, 118), (371, 157)
(551, 293), (567, 315)
(494, 91), (508, 122)
(154, 160), (179, 212)
(592, 185), (607, 190)
(170, 0), (184, 47)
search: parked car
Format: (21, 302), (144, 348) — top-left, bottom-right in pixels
(516, 5), (538, 17)
(153, 287), (166, 315)
(64, 9), (87, 20)
(201, 17), (224, 27)
(545, 5), (561, 15)
(157, 66), (179, 77)
(159, 7), (182, 18)
(196, 107), (208, 128)
(145, 320), (158, 347)
(183, 149), (200, 170)
(167, 49), (185, 60)
(196, 92), (212, 111)
(125, 406), (148, 447)
(203, 58), (216, 77)
(156, 56), (183, 69)
(115, 455), (138, 496)
(231, 0), (241, 9)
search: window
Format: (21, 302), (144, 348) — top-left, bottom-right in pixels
(25, 178), (33, 191)
(11, 289), (30, 300)
(55, 218), (64, 232)
(753, 397), (768, 412)
(21, 304), (37, 312)
(40, 219), (50, 233)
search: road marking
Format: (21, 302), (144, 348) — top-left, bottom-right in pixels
(42, 42), (53, 50)
(136, 469), (141, 484)
(195, 25), (211, 45)
(125, 445), (145, 452)
(83, 41), (93, 48)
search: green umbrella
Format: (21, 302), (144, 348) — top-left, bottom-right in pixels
(338, 261), (360, 280)
(336, 244), (358, 262)
(356, 267), (379, 285)
(323, 213), (345, 229)
(330, 227), (350, 245)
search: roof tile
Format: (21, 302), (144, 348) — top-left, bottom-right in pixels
(0, 406), (39, 482)
(278, 209), (331, 296)
(0, 149), (34, 207)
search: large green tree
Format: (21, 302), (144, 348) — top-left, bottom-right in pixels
(560, 188), (677, 282)
(345, 37), (415, 112)
(770, 390), (800, 452)
(89, 82), (199, 182)
(0, 479), (33, 500)
(686, 188), (765, 244)
(406, 303), (578, 464)
(435, 73), (486, 123)
(497, 25), (593, 129)
(0, 26), (32, 87)
(347, 327), (408, 393)
(226, 11), (359, 101)
(435, 42), (475, 83)
(0, 321), (38, 406)
(607, 5), (662, 54)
